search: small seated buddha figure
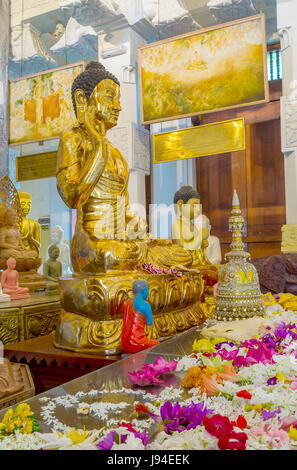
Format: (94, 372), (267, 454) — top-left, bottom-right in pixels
(122, 280), (159, 354)
(0, 206), (37, 261)
(1, 258), (30, 299)
(0, 358), (24, 399)
(172, 185), (209, 265)
(48, 225), (71, 274)
(195, 215), (222, 265)
(43, 245), (62, 295)
(18, 192), (40, 255)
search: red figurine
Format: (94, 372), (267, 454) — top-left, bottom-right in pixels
(122, 280), (159, 354)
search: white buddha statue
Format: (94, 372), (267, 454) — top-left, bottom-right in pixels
(195, 214), (222, 265)
(48, 225), (72, 274)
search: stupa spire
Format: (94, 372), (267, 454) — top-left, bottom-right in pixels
(214, 189), (265, 321)
(229, 189), (245, 253)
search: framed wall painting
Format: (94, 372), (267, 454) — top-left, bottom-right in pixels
(9, 61), (85, 145)
(138, 14), (269, 125)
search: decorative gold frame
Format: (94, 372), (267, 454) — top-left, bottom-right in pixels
(138, 14), (269, 126)
(153, 118), (246, 164)
(9, 61), (86, 146)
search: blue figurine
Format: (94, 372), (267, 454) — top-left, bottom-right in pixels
(122, 280), (159, 353)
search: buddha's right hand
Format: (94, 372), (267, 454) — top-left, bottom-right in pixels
(84, 105), (106, 141)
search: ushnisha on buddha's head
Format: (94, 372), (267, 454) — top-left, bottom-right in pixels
(72, 61), (121, 132)
(18, 192), (31, 217)
(174, 185), (201, 220)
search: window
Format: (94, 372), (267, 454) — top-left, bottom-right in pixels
(267, 49), (281, 81)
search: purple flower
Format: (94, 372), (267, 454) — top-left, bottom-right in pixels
(267, 376), (277, 386)
(215, 341), (234, 350)
(262, 334), (278, 349)
(262, 406), (281, 421)
(160, 401), (213, 434)
(181, 402), (214, 430)
(134, 431), (150, 447)
(160, 401), (182, 422)
(97, 431), (115, 450)
(274, 322), (297, 341)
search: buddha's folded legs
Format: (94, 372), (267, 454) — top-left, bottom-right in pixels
(70, 231), (147, 273)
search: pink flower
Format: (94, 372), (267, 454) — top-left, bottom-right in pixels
(250, 426), (266, 438)
(267, 429), (289, 448)
(280, 416), (297, 432)
(290, 381), (297, 390)
(128, 356), (178, 386)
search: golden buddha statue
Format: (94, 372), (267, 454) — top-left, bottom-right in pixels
(0, 177), (45, 290)
(54, 62), (214, 354)
(18, 192), (40, 255)
(0, 206), (37, 262)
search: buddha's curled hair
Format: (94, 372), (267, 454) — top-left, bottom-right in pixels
(71, 61), (120, 117)
(173, 184), (200, 205)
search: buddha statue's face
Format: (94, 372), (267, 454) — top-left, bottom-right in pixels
(178, 197), (201, 220)
(7, 257), (16, 270)
(19, 194), (31, 217)
(88, 79), (121, 130)
(49, 246), (59, 260)
(51, 227), (63, 244)
(6, 209), (18, 227)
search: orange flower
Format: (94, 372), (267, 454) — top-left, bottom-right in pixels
(217, 364), (238, 383)
(135, 403), (150, 414)
(182, 364), (238, 396)
(182, 366), (203, 389)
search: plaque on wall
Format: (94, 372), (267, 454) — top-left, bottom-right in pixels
(16, 151), (57, 181)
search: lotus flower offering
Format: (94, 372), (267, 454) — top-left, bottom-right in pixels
(128, 356), (178, 386)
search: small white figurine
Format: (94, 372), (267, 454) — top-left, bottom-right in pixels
(48, 225), (72, 274)
(195, 214), (222, 265)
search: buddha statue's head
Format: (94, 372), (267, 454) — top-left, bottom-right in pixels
(133, 279), (149, 300)
(19, 192), (31, 218)
(174, 185), (201, 220)
(48, 244), (60, 261)
(72, 61), (121, 131)
(0, 207), (18, 228)
(51, 225), (63, 245)
(6, 257), (16, 270)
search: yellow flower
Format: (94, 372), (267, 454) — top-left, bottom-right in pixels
(21, 410), (33, 420)
(12, 418), (22, 428)
(14, 403), (31, 417)
(276, 371), (286, 382)
(0, 423), (6, 432)
(5, 422), (16, 433)
(253, 405), (262, 414)
(288, 425), (297, 441)
(65, 427), (90, 445)
(20, 420), (33, 434)
(212, 337), (227, 346)
(244, 404), (253, 412)
(2, 409), (13, 424)
(203, 366), (218, 376)
(192, 339), (216, 354)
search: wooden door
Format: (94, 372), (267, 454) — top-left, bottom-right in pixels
(196, 118), (286, 259)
